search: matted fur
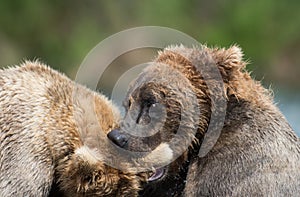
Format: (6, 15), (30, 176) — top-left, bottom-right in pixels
(0, 61), (141, 196)
(121, 45), (300, 196)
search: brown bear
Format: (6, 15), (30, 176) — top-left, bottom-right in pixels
(108, 45), (300, 196)
(0, 61), (143, 196)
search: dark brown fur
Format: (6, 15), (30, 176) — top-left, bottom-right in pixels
(120, 45), (300, 196)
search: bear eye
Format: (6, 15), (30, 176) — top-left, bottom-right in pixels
(145, 99), (157, 108)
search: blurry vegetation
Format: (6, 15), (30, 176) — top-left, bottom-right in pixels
(0, 0), (299, 133)
(0, 0), (299, 88)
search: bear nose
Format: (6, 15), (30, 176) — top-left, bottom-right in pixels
(107, 129), (128, 148)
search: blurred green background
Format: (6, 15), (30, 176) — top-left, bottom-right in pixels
(0, 0), (299, 134)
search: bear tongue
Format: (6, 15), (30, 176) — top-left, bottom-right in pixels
(148, 168), (165, 181)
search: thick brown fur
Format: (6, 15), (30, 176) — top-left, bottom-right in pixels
(120, 45), (300, 196)
(0, 61), (141, 196)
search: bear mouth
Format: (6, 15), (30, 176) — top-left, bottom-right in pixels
(148, 168), (165, 181)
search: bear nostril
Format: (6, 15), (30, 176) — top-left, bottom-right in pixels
(107, 129), (128, 148)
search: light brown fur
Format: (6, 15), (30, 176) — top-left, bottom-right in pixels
(0, 61), (141, 196)
(119, 45), (300, 196)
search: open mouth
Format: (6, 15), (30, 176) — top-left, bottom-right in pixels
(148, 168), (165, 181)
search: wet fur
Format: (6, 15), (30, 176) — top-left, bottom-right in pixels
(122, 45), (300, 196)
(0, 61), (140, 196)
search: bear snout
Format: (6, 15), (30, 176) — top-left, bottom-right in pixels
(107, 129), (129, 148)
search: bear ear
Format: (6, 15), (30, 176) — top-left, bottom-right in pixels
(58, 146), (104, 194)
(212, 45), (246, 71)
(208, 45), (247, 83)
(74, 145), (101, 164)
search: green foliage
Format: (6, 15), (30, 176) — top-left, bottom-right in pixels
(0, 0), (299, 86)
